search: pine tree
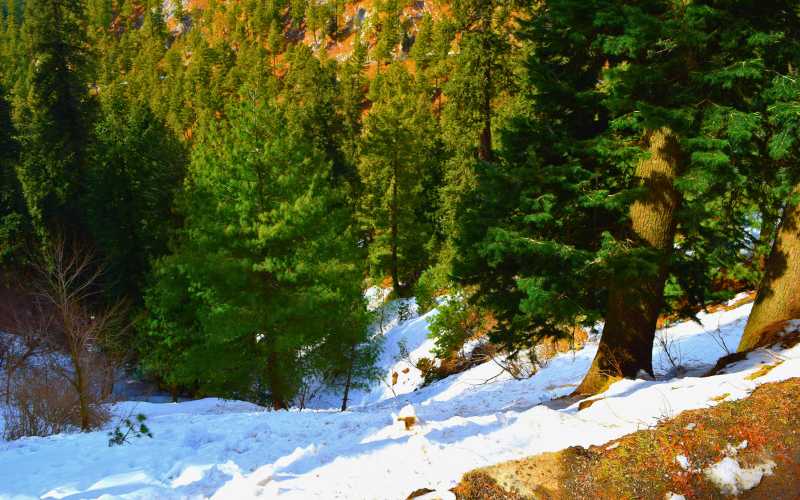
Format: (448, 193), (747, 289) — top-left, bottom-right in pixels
(358, 63), (438, 296)
(740, 186), (800, 351)
(337, 29), (368, 170)
(142, 96), (371, 407)
(737, 29), (800, 350)
(85, 94), (187, 301)
(12, 0), (92, 241)
(450, 0), (614, 355)
(449, 0), (799, 393)
(444, 0), (518, 163)
(576, 128), (683, 394)
(436, 0), (521, 280)
(0, 89), (27, 263)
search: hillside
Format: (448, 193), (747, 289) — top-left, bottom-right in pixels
(1, 1), (799, 498)
(2, 297), (800, 499)
(455, 377), (800, 499)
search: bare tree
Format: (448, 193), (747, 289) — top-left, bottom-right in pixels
(0, 298), (52, 404)
(36, 236), (132, 430)
(5, 236), (131, 433)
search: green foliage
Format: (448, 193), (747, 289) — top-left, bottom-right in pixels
(428, 293), (488, 359)
(11, 0), (92, 240)
(414, 260), (451, 315)
(85, 95), (187, 301)
(357, 63), (440, 295)
(141, 97), (371, 405)
(0, 0), (797, 407)
(0, 89), (27, 263)
(108, 413), (153, 447)
(452, 0), (800, 354)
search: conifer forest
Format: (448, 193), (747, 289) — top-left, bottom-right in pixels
(1, 1), (800, 497)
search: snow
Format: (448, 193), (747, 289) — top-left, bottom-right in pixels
(700, 438), (773, 495)
(0, 298), (798, 499)
(300, 296), (440, 409)
(704, 457), (776, 496)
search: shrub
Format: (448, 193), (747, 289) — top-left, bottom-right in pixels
(414, 263), (451, 314)
(2, 367), (110, 441)
(428, 294), (492, 359)
(108, 413), (152, 446)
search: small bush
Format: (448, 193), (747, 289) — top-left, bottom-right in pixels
(108, 413), (153, 446)
(414, 263), (451, 314)
(428, 294), (492, 359)
(397, 300), (413, 323)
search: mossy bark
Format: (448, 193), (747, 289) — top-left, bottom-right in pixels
(575, 128), (682, 396)
(738, 184), (800, 352)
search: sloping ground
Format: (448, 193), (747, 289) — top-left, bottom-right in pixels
(1, 300), (800, 499)
(454, 377), (800, 499)
(302, 296), (442, 409)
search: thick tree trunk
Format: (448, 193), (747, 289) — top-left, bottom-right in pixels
(74, 365), (91, 431)
(267, 349), (288, 410)
(738, 185), (800, 352)
(575, 128), (683, 396)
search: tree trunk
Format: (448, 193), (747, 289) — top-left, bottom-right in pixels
(575, 128), (683, 396)
(477, 63), (493, 162)
(267, 349), (288, 410)
(74, 365), (91, 431)
(390, 152), (401, 296)
(341, 343), (356, 412)
(738, 185), (800, 351)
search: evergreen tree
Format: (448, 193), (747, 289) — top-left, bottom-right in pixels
(142, 97), (371, 407)
(451, 0), (614, 355)
(281, 45), (349, 183)
(12, 0), (92, 241)
(0, 89), (27, 263)
(85, 94), (187, 301)
(737, 9), (800, 350)
(358, 63), (439, 296)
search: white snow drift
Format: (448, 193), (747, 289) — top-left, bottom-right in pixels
(0, 296), (798, 499)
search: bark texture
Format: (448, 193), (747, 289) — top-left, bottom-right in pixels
(738, 185), (800, 352)
(575, 128), (683, 396)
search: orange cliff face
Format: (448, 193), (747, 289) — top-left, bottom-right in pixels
(157, 0), (451, 71)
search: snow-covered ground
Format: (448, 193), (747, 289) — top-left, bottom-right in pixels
(2, 296), (799, 499)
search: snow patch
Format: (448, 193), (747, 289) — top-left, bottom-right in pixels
(704, 457), (775, 496)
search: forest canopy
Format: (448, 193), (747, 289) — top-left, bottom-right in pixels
(0, 0), (798, 407)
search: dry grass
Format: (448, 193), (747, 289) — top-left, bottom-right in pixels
(745, 362), (783, 381)
(453, 377), (800, 499)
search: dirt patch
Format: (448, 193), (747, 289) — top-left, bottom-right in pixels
(577, 398), (603, 411)
(398, 416), (417, 431)
(454, 378), (800, 499)
(407, 487), (436, 499)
